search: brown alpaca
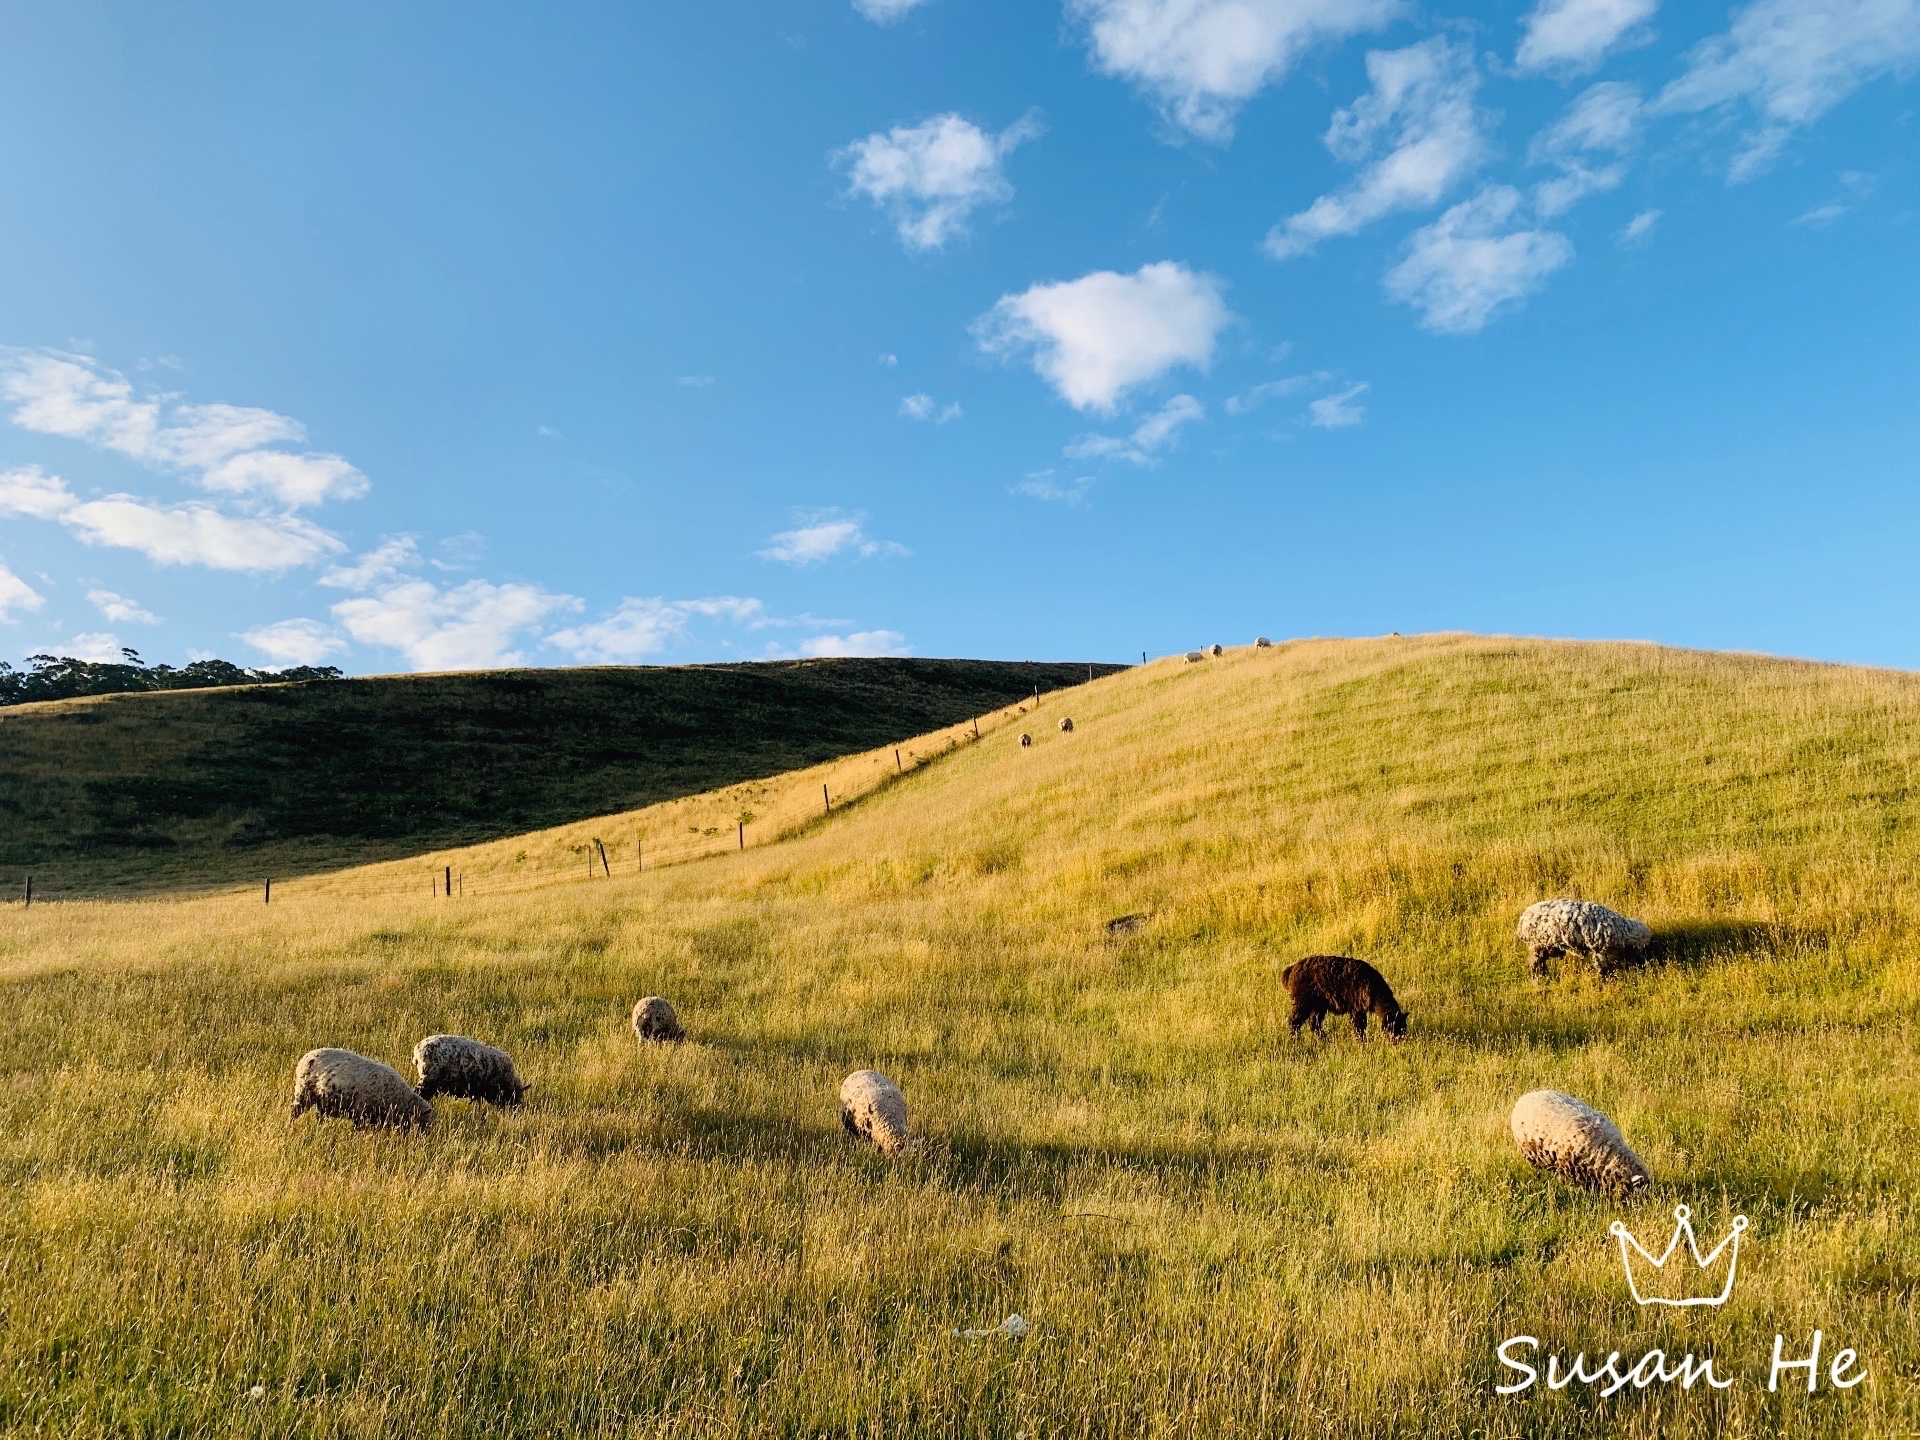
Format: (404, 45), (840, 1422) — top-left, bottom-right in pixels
(1282, 955), (1409, 1041)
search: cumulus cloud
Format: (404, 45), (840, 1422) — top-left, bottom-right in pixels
(240, 618), (347, 666)
(0, 465), (75, 519)
(1620, 210), (1662, 246)
(333, 578), (581, 672)
(1529, 82), (1642, 216)
(853, 0), (929, 22)
(1657, 0), (1920, 180)
(974, 262), (1231, 413)
(759, 514), (909, 566)
(61, 497), (343, 571)
(321, 536), (420, 591)
(1308, 382), (1370, 427)
(1385, 186), (1575, 333)
(0, 350), (365, 508)
(1516, 0), (1658, 74)
(1070, 0), (1403, 142)
(64, 632), (126, 663)
(548, 597), (769, 663)
(838, 111), (1042, 250)
(0, 561), (43, 620)
(88, 589), (157, 624)
(900, 393), (962, 423)
(1265, 38), (1485, 259)
(799, 629), (910, 657)
(1066, 393), (1205, 465)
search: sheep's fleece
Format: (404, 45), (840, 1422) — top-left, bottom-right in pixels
(632, 995), (685, 1043)
(413, 1033), (528, 1106)
(840, 1070), (913, 1154)
(1510, 1089), (1650, 1197)
(290, 1048), (432, 1130)
(1518, 899), (1653, 974)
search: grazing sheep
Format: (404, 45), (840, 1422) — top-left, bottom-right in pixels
(631, 996), (684, 1043)
(289, 1048), (432, 1131)
(1019, 732), (1032, 746)
(1058, 717), (1074, 732)
(1106, 913), (1146, 936)
(1518, 899), (1654, 977)
(1255, 637), (1271, 648)
(1510, 1089), (1651, 1197)
(412, 1034), (528, 1108)
(1282, 955), (1409, 1040)
(1210, 643), (1223, 656)
(1185, 651), (1205, 663)
(840, 1070), (914, 1154)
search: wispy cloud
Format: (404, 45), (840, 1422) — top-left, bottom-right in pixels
(1656, 0), (1920, 181)
(1223, 373), (1323, 414)
(1516, 0), (1658, 74)
(798, 629), (909, 657)
(759, 513), (909, 566)
(0, 561), (42, 621)
(1069, 0), (1402, 142)
(88, 589), (157, 624)
(1529, 82), (1642, 216)
(838, 111), (1042, 251)
(1065, 394), (1205, 465)
(1013, 470), (1097, 505)
(1308, 382), (1370, 428)
(675, 374), (715, 387)
(1385, 186), (1574, 333)
(852, 0), (930, 24)
(975, 262), (1231, 413)
(1265, 38), (1485, 259)
(240, 617), (347, 666)
(1621, 208), (1662, 243)
(548, 596), (768, 663)
(899, 393), (962, 423)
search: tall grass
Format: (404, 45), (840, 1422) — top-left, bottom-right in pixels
(1, 635), (1915, 1437)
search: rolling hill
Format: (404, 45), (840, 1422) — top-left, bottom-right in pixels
(1, 634), (1915, 1437)
(0, 656), (1121, 895)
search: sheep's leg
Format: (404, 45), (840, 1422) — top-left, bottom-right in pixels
(1350, 1011), (1369, 1040)
(1288, 1004), (1308, 1038)
(1528, 946), (1550, 978)
(1308, 1010), (1326, 1037)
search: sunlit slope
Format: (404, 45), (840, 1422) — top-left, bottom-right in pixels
(1, 634), (1915, 1438)
(0, 656), (1117, 896)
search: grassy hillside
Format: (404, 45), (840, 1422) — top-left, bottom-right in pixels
(0, 657), (1118, 895)
(1, 634), (1916, 1437)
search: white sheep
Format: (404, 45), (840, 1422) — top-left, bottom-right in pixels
(840, 1070), (914, 1154)
(1510, 1089), (1650, 1197)
(632, 996), (684, 1043)
(1209, 643), (1223, 656)
(290, 1048), (432, 1131)
(413, 1034), (528, 1108)
(1518, 899), (1654, 977)
(1185, 651), (1205, 663)
(1058, 717), (1073, 732)
(1255, 637), (1272, 648)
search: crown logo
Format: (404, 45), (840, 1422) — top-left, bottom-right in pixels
(1610, 1205), (1748, 1308)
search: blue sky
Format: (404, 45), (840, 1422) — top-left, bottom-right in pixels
(0, 0), (1914, 674)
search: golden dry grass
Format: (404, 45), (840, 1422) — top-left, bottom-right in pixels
(1, 633), (1916, 1437)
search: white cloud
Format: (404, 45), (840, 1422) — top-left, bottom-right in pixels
(974, 261), (1231, 413)
(878, 352), (899, 366)
(65, 632), (125, 663)
(321, 536), (421, 591)
(548, 596), (769, 663)
(0, 562), (43, 620)
(200, 450), (367, 507)
(88, 589), (157, 624)
(61, 497), (343, 572)
(1070, 0), (1403, 142)
(799, 629), (910, 657)
(1066, 393), (1205, 464)
(0, 351), (362, 510)
(1516, 0), (1658, 74)
(1621, 207), (1662, 242)
(1529, 82), (1642, 216)
(1013, 471), (1097, 505)
(333, 578), (581, 672)
(675, 375), (715, 387)
(1385, 186), (1575, 333)
(1793, 201), (1848, 226)
(1657, 0), (1920, 181)
(853, 0), (929, 22)
(1223, 374), (1323, 414)
(0, 465), (75, 519)
(1308, 382), (1370, 427)
(838, 112), (1042, 251)
(899, 393), (963, 423)
(240, 618), (347, 666)
(759, 515), (908, 566)
(1265, 39), (1485, 259)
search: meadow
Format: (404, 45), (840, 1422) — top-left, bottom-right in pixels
(0, 634), (1915, 1437)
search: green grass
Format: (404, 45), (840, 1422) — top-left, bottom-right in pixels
(0, 657), (1118, 895)
(0, 634), (1915, 1437)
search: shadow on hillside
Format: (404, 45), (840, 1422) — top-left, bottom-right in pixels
(1645, 920), (1823, 972)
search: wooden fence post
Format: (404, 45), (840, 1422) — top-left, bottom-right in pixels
(264, 878), (271, 905)
(445, 864), (452, 898)
(25, 875), (33, 908)
(637, 835), (642, 873)
(596, 839), (611, 877)
(895, 748), (901, 773)
(737, 822), (744, 850)
(822, 784), (830, 815)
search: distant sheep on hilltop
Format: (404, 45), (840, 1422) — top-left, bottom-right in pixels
(1518, 899), (1653, 977)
